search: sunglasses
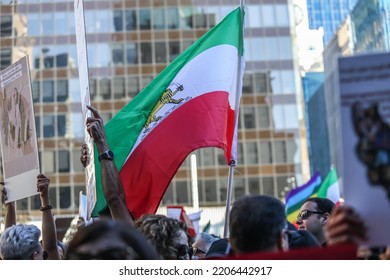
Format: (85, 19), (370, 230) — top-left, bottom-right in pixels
(297, 210), (324, 220)
(176, 244), (191, 259)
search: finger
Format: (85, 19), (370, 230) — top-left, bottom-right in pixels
(86, 105), (101, 119)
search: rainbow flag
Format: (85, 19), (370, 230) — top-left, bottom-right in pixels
(285, 172), (322, 225)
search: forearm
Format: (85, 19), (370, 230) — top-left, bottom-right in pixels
(40, 195), (60, 260)
(100, 159), (134, 225)
(4, 201), (16, 229)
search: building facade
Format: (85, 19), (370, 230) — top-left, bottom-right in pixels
(302, 72), (330, 178)
(0, 0), (309, 223)
(306, 0), (357, 45)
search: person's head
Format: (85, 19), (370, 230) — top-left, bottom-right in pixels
(65, 219), (159, 259)
(229, 195), (288, 254)
(296, 197), (335, 245)
(135, 214), (191, 260)
(191, 232), (220, 259)
(0, 224), (44, 260)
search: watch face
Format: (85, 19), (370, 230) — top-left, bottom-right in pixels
(99, 150), (114, 161)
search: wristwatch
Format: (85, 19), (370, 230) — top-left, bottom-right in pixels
(98, 150), (114, 161)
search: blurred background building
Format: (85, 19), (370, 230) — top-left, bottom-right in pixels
(0, 0), (309, 235)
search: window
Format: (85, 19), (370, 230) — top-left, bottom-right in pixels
(113, 10), (123, 31)
(243, 107), (256, 129)
(140, 42), (152, 63)
(233, 178), (245, 200)
(139, 9), (151, 30)
(274, 141), (287, 163)
(155, 42), (167, 63)
(260, 141), (272, 164)
(57, 80), (68, 102)
(153, 8), (165, 30)
(59, 186), (71, 209)
(43, 116), (55, 137)
(169, 41), (180, 62)
(0, 48), (11, 70)
(32, 81), (40, 102)
(126, 10), (136, 30)
(176, 181), (189, 204)
(57, 115), (66, 137)
(242, 73), (253, 94)
(96, 43), (110, 67)
(113, 77), (125, 99)
(42, 150), (55, 173)
(254, 72), (271, 93)
(42, 13), (54, 36)
(1, 15), (12, 37)
(246, 142), (258, 164)
(204, 180), (217, 203)
(167, 8), (179, 29)
(55, 12), (68, 35)
(127, 43), (138, 64)
(127, 76), (139, 98)
(26, 13), (40, 36)
(58, 150), (70, 172)
(112, 43), (125, 65)
(262, 177), (275, 196)
(258, 106), (270, 128)
(248, 177), (260, 194)
(99, 78), (111, 100)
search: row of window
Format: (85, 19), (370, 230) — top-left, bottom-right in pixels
(26, 37), (293, 71)
(30, 70), (296, 108)
(163, 174), (296, 206)
(1, 4), (290, 38)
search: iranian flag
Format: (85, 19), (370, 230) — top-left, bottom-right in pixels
(91, 7), (245, 218)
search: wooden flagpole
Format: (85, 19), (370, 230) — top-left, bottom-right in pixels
(223, 0), (245, 238)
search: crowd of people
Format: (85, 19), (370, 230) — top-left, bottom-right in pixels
(0, 105), (389, 260)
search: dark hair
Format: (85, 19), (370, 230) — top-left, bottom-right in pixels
(135, 214), (191, 260)
(288, 230), (320, 249)
(65, 219), (159, 260)
(304, 197), (335, 215)
(229, 195), (286, 253)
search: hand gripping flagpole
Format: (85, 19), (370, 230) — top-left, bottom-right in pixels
(223, 0), (245, 238)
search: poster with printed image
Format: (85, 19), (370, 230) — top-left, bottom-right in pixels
(339, 52), (390, 246)
(0, 56), (40, 202)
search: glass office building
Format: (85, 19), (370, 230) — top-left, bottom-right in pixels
(0, 0), (309, 220)
(306, 0), (357, 45)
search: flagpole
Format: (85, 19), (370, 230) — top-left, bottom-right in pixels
(223, 0), (245, 238)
